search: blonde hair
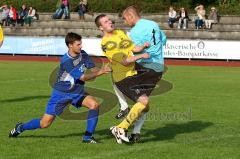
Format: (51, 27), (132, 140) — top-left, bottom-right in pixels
(122, 6), (140, 17)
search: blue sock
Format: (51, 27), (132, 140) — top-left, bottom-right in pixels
(83, 109), (99, 140)
(20, 119), (41, 132)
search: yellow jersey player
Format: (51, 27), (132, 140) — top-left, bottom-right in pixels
(95, 14), (151, 144)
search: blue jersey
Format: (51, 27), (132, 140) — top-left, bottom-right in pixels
(54, 50), (95, 94)
(130, 19), (167, 72)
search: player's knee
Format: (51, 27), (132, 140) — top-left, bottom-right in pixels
(40, 120), (52, 129)
(88, 101), (99, 110)
(138, 95), (149, 106)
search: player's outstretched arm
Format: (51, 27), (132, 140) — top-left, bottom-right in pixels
(121, 53), (150, 66)
(80, 66), (111, 81)
(89, 67), (101, 73)
(132, 42), (150, 53)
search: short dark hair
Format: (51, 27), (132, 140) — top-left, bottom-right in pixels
(95, 14), (106, 28)
(65, 32), (82, 47)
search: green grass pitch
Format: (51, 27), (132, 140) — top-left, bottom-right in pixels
(0, 61), (240, 159)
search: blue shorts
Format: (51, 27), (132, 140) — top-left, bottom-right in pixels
(45, 89), (88, 116)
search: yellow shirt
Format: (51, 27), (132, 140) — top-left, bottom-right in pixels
(101, 30), (137, 82)
(0, 26), (3, 42)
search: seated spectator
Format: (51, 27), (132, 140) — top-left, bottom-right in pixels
(0, 5), (9, 26)
(194, 4), (206, 29)
(177, 7), (190, 29)
(17, 4), (28, 26)
(168, 6), (177, 28)
(205, 7), (218, 29)
(78, 0), (87, 20)
(8, 5), (17, 27)
(62, 0), (70, 19)
(24, 6), (37, 26)
(53, 0), (64, 19)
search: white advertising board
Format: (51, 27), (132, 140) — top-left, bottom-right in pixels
(1, 36), (240, 60)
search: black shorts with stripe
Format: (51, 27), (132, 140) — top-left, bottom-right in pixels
(115, 63), (162, 102)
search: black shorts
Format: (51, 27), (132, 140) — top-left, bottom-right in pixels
(115, 63), (162, 102)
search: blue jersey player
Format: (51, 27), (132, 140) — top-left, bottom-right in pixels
(9, 32), (111, 143)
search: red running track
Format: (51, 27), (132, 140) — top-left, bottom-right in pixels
(0, 55), (240, 67)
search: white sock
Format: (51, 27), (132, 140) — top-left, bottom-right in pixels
(113, 84), (128, 110)
(132, 112), (147, 134)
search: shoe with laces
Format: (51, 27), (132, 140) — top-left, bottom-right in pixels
(9, 122), (23, 138)
(110, 126), (129, 143)
(110, 126), (122, 144)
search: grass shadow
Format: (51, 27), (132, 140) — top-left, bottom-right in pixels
(15, 121), (213, 143)
(17, 128), (111, 140)
(0, 95), (50, 103)
(141, 121), (214, 143)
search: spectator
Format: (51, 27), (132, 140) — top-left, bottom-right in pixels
(205, 7), (218, 29)
(0, 5), (9, 26)
(25, 6), (37, 27)
(62, 0), (70, 19)
(8, 5), (17, 27)
(195, 4), (206, 29)
(53, 0), (64, 19)
(78, 0), (87, 20)
(177, 7), (189, 29)
(17, 4), (28, 26)
(168, 6), (177, 28)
